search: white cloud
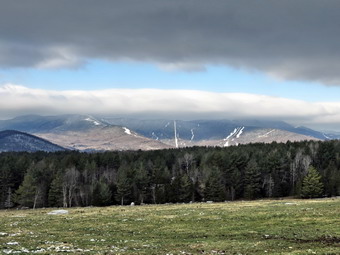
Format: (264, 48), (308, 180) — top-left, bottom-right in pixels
(1, 84), (340, 130)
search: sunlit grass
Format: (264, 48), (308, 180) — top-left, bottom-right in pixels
(0, 198), (339, 254)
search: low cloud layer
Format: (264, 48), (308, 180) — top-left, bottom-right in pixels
(1, 84), (340, 131)
(1, 1), (340, 84)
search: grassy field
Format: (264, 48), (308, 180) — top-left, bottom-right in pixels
(0, 199), (339, 254)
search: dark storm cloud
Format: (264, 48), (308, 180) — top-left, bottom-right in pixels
(1, 0), (340, 84)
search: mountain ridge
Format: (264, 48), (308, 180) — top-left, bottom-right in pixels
(0, 130), (66, 152)
(0, 114), (171, 151)
(103, 117), (337, 144)
(0, 115), (338, 152)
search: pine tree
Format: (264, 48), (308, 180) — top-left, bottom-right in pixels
(204, 168), (225, 202)
(301, 166), (324, 198)
(0, 164), (12, 209)
(99, 181), (112, 206)
(323, 162), (340, 197)
(135, 163), (150, 204)
(116, 166), (132, 205)
(243, 160), (261, 200)
(48, 173), (63, 207)
(178, 174), (193, 202)
(15, 171), (38, 208)
(92, 180), (112, 206)
(92, 182), (102, 206)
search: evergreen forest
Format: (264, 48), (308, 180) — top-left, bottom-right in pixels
(1, 140), (340, 209)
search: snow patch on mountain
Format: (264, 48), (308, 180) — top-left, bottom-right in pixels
(152, 132), (159, 140)
(258, 129), (275, 138)
(223, 127), (244, 146)
(190, 129), (195, 141)
(225, 128), (238, 140)
(323, 133), (331, 139)
(84, 117), (101, 126)
(174, 121), (178, 148)
(224, 128), (238, 146)
(236, 127), (244, 138)
(123, 127), (132, 135)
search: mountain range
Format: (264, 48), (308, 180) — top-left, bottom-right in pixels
(0, 115), (168, 151)
(103, 118), (336, 147)
(0, 114), (339, 152)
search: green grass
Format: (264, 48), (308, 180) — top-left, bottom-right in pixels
(0, 199), (339, 254)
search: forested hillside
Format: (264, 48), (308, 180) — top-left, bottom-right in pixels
(1, 140), (339, 209)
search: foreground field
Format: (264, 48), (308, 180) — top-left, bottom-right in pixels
(0, 199), (339, 254)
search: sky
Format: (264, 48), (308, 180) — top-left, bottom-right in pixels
(1, 0), (340, 131)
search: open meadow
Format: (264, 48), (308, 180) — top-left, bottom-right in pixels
(0, 199), (339, 254)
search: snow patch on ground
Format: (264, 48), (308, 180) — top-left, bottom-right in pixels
(2, 245), (92, 254)
(6, 242), (19, 245)
(47, 210), (69, 215)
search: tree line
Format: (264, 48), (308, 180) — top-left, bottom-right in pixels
(0, 140), (339, 209)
